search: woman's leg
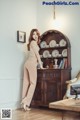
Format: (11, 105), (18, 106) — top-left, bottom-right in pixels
(22, 67), (37, 107)
(22, 66), (30, 100)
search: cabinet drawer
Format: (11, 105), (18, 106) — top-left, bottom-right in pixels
(37, 70), (61, 80)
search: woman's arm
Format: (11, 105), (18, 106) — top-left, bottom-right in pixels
(31, 41), (43, 69)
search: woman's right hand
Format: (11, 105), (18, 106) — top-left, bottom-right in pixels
(40, 66), (47, 69)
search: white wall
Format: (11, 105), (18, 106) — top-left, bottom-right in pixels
(37, 0), (80, 78)
(0, 0), (37, 109)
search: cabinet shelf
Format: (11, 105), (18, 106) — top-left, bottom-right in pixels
(40, 46), (67, 50)
(41, 56), (68, 59)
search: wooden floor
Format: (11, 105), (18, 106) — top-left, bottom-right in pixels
(0, 108), (80, 120)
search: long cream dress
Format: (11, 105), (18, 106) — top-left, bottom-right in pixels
(21, 40), (42, 107)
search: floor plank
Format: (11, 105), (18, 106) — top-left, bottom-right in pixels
(0, 108), (80, 120)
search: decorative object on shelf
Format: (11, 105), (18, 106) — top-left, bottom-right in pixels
(48, 54), (52, 58)
(58, 54), (62, 57)
(46, 65), (49, 68)
(54, 59), (58, 69)
(59, 39), (66, 46)
(62, 49), (67, 57)
(56, 44), (59, 47)
(52, 50), (59, 57)
(43, 50), (50, 58)
(49, 60), (54, 69)
(17, 31), (26, 43)
(40, 41), (47, 48)
(49, 40), (56, 47)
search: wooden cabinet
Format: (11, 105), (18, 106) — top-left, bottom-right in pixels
(31, 30), (71, 107)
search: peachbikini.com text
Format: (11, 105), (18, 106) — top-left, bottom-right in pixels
(42, 1), (79, 5)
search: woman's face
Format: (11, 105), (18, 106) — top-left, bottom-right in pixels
(32, 31), (38, 42)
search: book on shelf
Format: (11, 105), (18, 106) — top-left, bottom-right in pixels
(64, 58), (67, 68)
(59, 60), (63, 69)
(59, 58), (67, 69)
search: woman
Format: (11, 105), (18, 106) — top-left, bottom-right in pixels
(21, 29), (43, 111)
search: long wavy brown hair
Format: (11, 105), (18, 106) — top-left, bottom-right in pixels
(27, 29), (40, 51)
